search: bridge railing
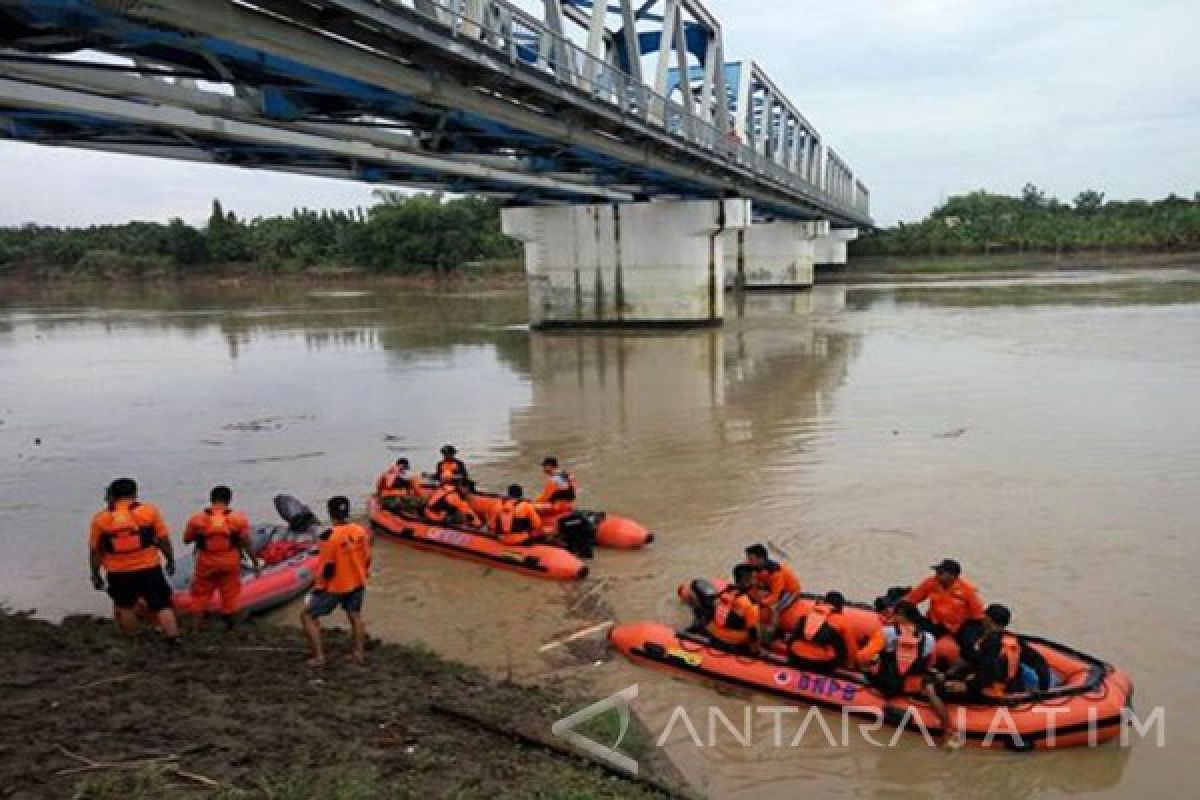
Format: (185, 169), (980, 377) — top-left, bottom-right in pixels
(383, 0), (866, 219)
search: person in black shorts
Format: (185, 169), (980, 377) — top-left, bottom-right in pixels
(88, 478), (180, 645)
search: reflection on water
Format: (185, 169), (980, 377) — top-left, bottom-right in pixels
(2, 269), (1198, 798)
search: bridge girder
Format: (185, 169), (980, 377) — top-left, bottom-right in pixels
(0, 0), (872, 225)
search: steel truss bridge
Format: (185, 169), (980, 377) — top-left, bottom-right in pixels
(0, 0), (870, 226)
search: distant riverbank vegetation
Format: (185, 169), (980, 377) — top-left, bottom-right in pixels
(0, 191), (520, 280)
(852, 186), (1200, 258)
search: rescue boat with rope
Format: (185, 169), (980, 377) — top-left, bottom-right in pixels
(368, 496), (589, 581)
(609, 583), (1133, 750)
(169, 495), (321, 616)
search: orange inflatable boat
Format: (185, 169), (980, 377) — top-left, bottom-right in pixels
(609, 583), (1134, 751)
(169, 495), (321, 616)
(463, 489), (653, 550)
(369, 496), (588, 581)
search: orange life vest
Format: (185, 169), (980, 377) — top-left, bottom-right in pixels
(708, 589), (759, 646)
(97, 502), (156, 555)
(436, 458), (466, 482)
(495, 499), (534, 533)
(379, 466), (417, 496)
(714, 593), (749, 631)
(788, 603), (843, 663)
(544, 470), (577, 503)
(874, 624), (930, 693)
(192, 507), (239, 553)
(801, 604), (832, 641)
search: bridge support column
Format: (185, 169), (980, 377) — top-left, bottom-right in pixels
(726, 220), (828, 290)
(502, 199), (750, 329)
(814, 227), (860, 266)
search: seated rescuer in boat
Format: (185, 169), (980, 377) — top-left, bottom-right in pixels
(743, 544), (802, 642)
(534, 456), (578, 513)
(936, 603), (1052, 701)
(423, 476), (483, 529)
(904, 558), (986, 658)
(434, 445), (471, 489)
(183, 485), (259, 631)
(377, 457), (421, 509)
(696, 564), (763, 655)
(488, 484), (544, 546)
(858, 600), (952, 736)
(784, 590), (859, 670)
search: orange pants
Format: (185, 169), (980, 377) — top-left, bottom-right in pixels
(190, 562), (242, 614)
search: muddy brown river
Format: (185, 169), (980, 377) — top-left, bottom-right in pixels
(2, 268), (1199, 797)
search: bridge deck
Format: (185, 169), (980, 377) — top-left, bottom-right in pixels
(0, 0), (871, 226)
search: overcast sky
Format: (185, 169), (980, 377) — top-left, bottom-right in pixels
(0, 0), (1196, 226)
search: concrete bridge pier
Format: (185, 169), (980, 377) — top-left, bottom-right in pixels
(726, 220), (828, 291)
(815, 227), (860, 267)
(502, 199), (751, 329)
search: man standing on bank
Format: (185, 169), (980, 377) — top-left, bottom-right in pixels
(88, 477), (181, 646)
(301, 496), (371, 667)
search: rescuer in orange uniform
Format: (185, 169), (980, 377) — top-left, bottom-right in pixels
(376, 457), (420, 504)
(785, 590), (859, 669)
(859, 600), (951, 737)
(743, 543), (802, 639)
(434, 445), (469, 486)
(423, 477), (482, 528)
(903, 558), (986, 655)
(534, 456), (578, 514)
(183, 485), (258, 630)
(88, 477), (180, 644)
(706, 564), (762, 654)
(301, 496), (371, 667)
(489, 484), (544, 546)
(939, 603), (1051, 700)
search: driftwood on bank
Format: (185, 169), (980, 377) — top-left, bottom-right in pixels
(52, 743), (228, 789)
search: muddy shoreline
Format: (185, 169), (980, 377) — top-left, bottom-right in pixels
(0, 611), (685, 799)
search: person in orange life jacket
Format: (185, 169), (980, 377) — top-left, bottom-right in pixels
(489, 484), (544, 546)
(705, 564), (763, 655)
(377, 457), (420, 499)
(423, 476), (482, 528)
(534, 456), (577, 513)
(87, 478), (180, 644)
(302, 496), (371, 667)
(183, 485), (258, 631)
(433, 445), (469, 487)
(903, 558), (986, 658)
(785, 591), (859, 669)
(940, 604), (1051, 700)
(743, 544), (801, 639)
(859, 601), (952, 738)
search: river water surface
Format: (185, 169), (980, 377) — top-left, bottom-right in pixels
(2, 268), (1198, 798)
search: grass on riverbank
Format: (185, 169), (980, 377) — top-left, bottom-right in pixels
(0, 611), (683, 800)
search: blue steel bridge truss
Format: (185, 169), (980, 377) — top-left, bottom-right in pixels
(0, 0), (870, 225)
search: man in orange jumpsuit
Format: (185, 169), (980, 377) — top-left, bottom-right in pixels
(904, 558), (986, 656)
(424, 477), (482, 528)
(706, 564), (762, 655)
(489, 484), (544, 546)
(183, 485), (258, 630)
(301, 496), (371, 666)
(88, 477), (180, 645)
(744, 543), (802, 640)
(534, 456), (578, 514)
